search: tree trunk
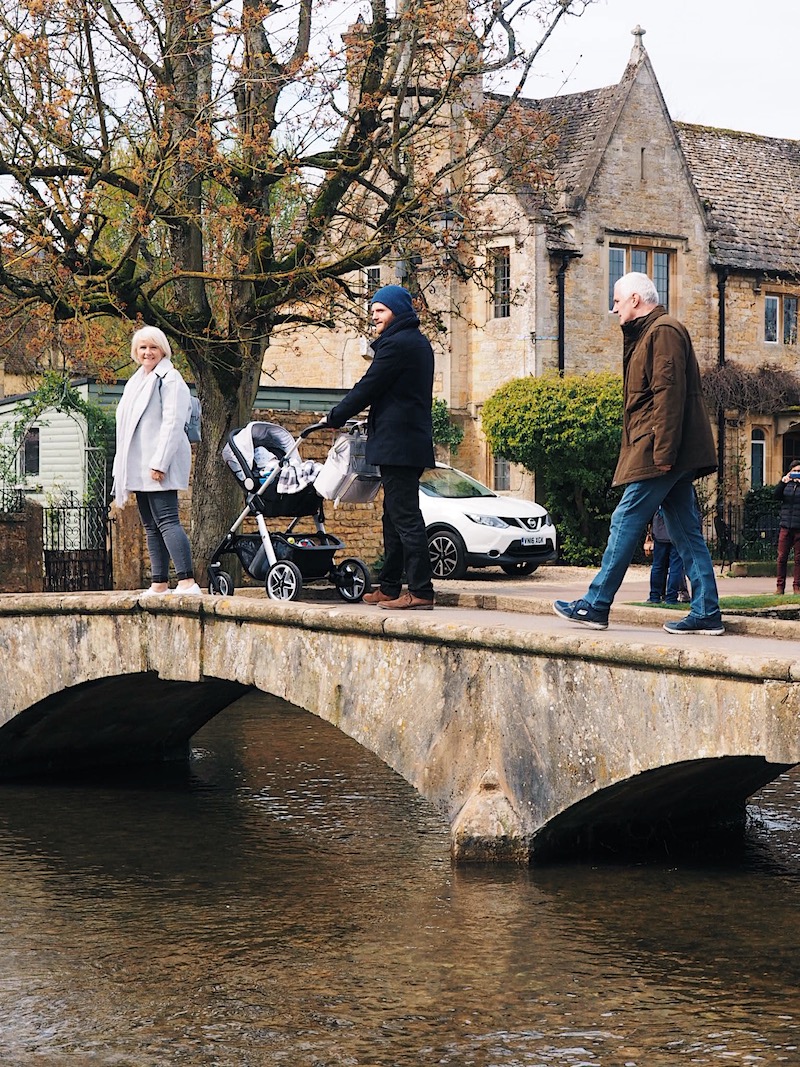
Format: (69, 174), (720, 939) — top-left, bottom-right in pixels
(189, 360), (261, 585)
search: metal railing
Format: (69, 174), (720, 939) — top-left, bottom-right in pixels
(699, 500), (780, 563)
(43, 501), (112, 592)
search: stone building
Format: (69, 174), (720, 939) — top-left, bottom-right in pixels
(265, 26), (800, 520)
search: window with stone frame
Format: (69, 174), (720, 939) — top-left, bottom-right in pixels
(764, 293), (798, 345)
(751, 428), (766, 488)
(608, 245), (672, 310)
(490, 247), (511, 318)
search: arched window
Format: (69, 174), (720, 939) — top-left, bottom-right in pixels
(751, 428), (766, 488)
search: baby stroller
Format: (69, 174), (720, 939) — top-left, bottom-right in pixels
(207, 420), (372, 602)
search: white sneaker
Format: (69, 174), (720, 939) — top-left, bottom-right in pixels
(140, 586), (168, 598)
(171, 582), (202, 596)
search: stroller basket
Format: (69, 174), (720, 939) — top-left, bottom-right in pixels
(232, 531), (344, 581)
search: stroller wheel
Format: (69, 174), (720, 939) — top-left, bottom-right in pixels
(334, 557), (371, 602)
(208, 570), (235, 596)
(265, 560), (303, 601)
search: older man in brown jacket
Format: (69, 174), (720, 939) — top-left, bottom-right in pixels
(554, 271), (723, 635)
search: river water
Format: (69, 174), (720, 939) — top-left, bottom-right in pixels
(0, 691), (797, 1066)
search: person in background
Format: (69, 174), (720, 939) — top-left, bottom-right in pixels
(774, 461), (800, 594)
(113, 326), (200, 596)
(647, 507), (690, 605)
(323, 284), (436, 610)
(553, 271), (723, 635)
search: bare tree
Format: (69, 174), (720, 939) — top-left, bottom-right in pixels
(0, 0), (589, 570)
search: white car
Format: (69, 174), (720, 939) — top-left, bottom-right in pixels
(419, 464), (557, 579)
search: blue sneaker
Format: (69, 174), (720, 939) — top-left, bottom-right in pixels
(663, 614), (724, 636)
(553, 599), (608, 630)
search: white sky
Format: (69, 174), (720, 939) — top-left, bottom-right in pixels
(524, 0), (798, 140)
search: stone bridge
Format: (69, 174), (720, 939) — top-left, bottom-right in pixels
(2, 593), (799, 863)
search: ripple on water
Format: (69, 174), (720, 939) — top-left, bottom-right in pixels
(0, 694), (795, 1065)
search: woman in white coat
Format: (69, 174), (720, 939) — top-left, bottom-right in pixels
(113, 326), (201, 595)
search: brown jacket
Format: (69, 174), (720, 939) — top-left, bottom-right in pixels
(613, 306), (717, 487)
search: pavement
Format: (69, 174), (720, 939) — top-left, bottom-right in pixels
(240, 562), (800, 661)
(356, 563), (800, 661)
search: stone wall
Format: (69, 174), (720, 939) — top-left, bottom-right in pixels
(0, 500), (44, 593)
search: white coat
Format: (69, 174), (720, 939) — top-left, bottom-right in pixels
(113, 358), (192, 506)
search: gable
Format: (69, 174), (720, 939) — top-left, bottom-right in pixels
(583, 61), (706, 239)
(490, 46), (707, 253)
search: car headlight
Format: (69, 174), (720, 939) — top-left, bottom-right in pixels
(542, 513), (553, 527)
(465, 513), (509, 528)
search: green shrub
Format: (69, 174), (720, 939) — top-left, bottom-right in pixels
(431, 398), (464, 452)
(482, 372), (624, 564)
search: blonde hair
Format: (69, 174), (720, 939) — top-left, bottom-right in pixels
(130, 326), (172, 364)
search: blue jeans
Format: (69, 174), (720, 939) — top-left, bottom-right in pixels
(649, 540), (687, 602)
(585, 470), (719, 618)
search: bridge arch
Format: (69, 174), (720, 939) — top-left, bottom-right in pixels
(0, 593), (797, 863)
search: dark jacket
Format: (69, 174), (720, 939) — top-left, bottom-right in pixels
(613, 306), (717, 487)
(775, 477), (800, 529)
(327, 311), (435, 469)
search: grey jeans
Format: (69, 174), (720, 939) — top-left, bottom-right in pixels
(135, 491), (194, 582)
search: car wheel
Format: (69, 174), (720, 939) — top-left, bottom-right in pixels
(500, 562), (538, 576)
(428, 528), (468, 580)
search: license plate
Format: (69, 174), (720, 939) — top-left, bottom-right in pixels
(520, 535), (546, 546)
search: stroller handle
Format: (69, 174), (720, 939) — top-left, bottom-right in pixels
(299, 420), (331, 439)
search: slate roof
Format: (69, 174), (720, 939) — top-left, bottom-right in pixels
(675, 123), (800, 276)
(485, 83), (620, 252)
(514, 83), (620, 198)
(492, 55), (800, 275)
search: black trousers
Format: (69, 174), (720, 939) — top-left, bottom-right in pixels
(378, 465), (434, 599)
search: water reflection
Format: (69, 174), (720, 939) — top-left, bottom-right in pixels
(0, 691), (796, 1065)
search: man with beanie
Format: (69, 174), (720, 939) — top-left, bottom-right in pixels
(324, 284), (436, 609)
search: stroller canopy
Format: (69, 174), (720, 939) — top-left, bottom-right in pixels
(223, 421), (296, 481)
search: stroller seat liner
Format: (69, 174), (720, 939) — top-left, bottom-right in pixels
(225, 426), (320, 493)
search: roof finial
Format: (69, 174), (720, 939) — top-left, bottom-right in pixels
(631, 24), (646, 56)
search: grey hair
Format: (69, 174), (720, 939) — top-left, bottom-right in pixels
(614, 272), (660, 306)
(130, 326), (172, 363)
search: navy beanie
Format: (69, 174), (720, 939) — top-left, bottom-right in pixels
(370, 284), (414, 317)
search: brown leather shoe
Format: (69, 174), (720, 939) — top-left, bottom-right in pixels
(363, 589), (397, 605)
(379, 591), (434, 610)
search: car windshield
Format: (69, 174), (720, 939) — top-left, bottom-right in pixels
(420, 467), (496, 499)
